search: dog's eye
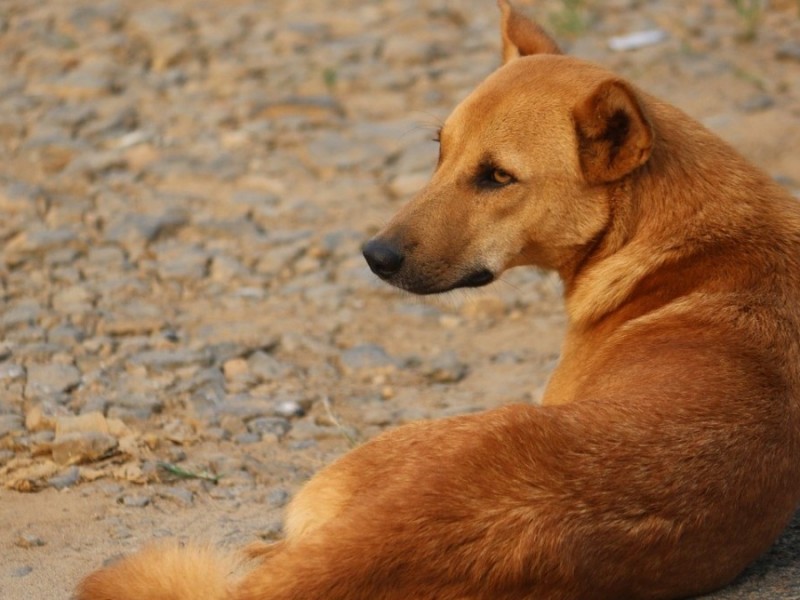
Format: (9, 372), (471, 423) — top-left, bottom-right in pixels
(476, 166), (515, 189)
(490, 169), (513, 185)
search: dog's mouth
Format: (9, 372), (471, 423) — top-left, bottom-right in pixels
(362, 238), (496, 295)
(390, 268), (495, 295)
(452, 268), (495, 290)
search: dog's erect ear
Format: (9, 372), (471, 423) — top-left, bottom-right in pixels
(498, 0), (561, 64)
(573, 80), (654, 185)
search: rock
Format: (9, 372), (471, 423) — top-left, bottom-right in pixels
(738, 94), (775, 113)
(24, 405), (56, 432)
(51, 285), (95, 314)
(5, 227), (81, 266)
(129, 348), (211, 371)
(273, 397), (306, 419)
(14, 533), (46, 548)
(339, 344), (397, 374)
(19, 135), (88, 173)
(267, 487), (290, 508)
(104, 209), (188, 246)
(1, 301), (41, 329)
(423, 351), (469, 384)
(47, 466), (81, 489)
(118, 494), (150, 508)
(223, 358), (249, 379)
(246, 416), (291, 438)
(248, 351), (293, 380)
(776, 41), (800, 63)
(54, 412), (110, 435)
(305, 131), (385, 172)
(12, 566), (33, 577)
(98, 300), (167, 336)
(155, 244), (210, 280)
(233, 432), (261, 444)
(608, 29), (668, 52)
(48, 324), (86, 346)
(156, 486), (194, 507)
(50, 431), (118, 465)
(0, 414), (25, 438)
(25, 364), (82, 398)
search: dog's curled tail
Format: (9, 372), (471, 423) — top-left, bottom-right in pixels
(75, 542), (242, 600)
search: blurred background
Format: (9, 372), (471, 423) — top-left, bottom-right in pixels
(0, 1), (799, 598)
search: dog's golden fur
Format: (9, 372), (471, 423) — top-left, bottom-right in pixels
(76, 2), (800, 599)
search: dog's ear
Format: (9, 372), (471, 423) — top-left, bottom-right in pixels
(498, 0), (561, 64)
(573, 79), (654, 184)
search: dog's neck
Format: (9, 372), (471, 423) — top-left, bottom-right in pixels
(562, 96), (791, 330)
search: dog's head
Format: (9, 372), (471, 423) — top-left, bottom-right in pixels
(363, 0), (653, 295)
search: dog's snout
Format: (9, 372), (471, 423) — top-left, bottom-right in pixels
(363, 239), (404, 278)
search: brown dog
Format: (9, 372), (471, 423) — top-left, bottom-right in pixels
(76, 2), (800, 599)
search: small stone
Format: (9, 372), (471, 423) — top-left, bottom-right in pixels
(104, 210), (188, 246)
(5, 227), (78, 261)
(54, 412), (110, 435)
(0, 414), (24, 438)
(233, 432), (261, 444)
(273, 398), (306, 419)
(119, 495), (150, 508)
(776, 41), (800, 62)
(25, 405), (55, 432)
(155, 244), (210, 280)
(25, 363), (82, 398)
(19, 135), (87, 173)
(339, 344), (397, 373)
(50, 431), (118, 465)
(267, 487), (290, 508)
(99, 300), (166, 336)
(0, 362), (25, 382)
(248, 351), (292, 380)
(223, 358), (249, 378)
(12, 566), (33, 577)
(157, 486), (194, 507)
(130, 348), (211, 371)
(1, 301), (41, 329)
(738, 94), (775, 113)
(14, 533), (45, 548)
(247, 417), (291, 438)
(47, 466), (80, 489)
(423, 351), (469, 384)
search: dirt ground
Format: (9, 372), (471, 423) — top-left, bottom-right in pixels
(1, 0), (800, 598)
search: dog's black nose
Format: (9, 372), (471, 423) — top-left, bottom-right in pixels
(363, 239), (404, 277)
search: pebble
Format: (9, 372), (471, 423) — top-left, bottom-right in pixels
(246, 417), (291, 438)
(47, 466), (80, 489)
(25, 363), (82, 398)
(14, 533), (46, 548)
(776, 41), (800, 63)
(118, 495), (151, 508)
(0, 414), (24, 438)
(156, 486), (194, 507)
(339, 344), (398, 373)
(130, 349), (211, 371)
(423, 351), (469, 384)
(50, 431), (118, 465)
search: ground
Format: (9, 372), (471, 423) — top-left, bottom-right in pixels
(1, 0), (800, 598)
